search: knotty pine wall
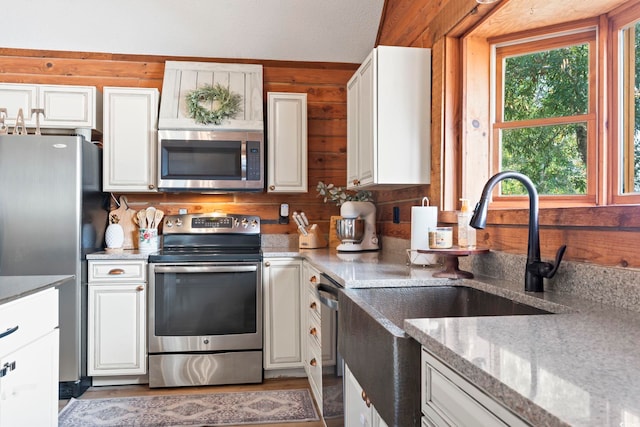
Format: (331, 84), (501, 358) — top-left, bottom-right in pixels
(0, 48), (358, 236)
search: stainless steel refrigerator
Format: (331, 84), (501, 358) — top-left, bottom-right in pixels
(0, 134), (108, 398)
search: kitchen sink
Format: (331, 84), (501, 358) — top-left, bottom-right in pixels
(338, 285), (553, 427)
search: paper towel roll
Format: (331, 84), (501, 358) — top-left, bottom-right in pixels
(410, 205), (438, 265)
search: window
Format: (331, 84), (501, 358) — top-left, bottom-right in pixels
(493, 30), (597, 203)
(460, 3), (640, 209)
(612, 3), (640, 204)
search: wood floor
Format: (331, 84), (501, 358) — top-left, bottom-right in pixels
(59, 377), (326, 427)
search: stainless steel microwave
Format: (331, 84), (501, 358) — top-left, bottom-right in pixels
(157, 130), (264, 192)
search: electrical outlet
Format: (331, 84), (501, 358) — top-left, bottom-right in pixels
(393, 206), (400, 223)
(279, 203), (289, 224)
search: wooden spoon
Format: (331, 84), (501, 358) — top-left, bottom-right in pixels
(136, 209), (146, 227)
(145, 207), (156, 229)
(153, 209), (164, 229)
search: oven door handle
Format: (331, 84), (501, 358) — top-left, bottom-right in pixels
(317, 283), (339, 311)
(153, 265), (258, 274)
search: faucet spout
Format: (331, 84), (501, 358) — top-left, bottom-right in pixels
(469, 171), (566, 292)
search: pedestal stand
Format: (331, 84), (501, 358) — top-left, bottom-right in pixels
(417, 247), (490, 279)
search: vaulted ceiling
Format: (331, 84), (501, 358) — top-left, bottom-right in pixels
(5, 0), (385, 64)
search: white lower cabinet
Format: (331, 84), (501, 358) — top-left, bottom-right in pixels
(344, 363), (388, 427)
(88, 260), (147, 382)
(263, 258), (304, 370)
(421, 348), (528, 427)
(0, 287), (59, 427)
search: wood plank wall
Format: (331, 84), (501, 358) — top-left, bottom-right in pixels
(0, 48), (358, 236)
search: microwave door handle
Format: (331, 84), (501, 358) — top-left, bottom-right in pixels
(241, 140), (247, 180)
(153, 265), (258, 274)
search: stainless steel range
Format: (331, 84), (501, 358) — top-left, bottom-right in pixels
(147, 212), (263, 388)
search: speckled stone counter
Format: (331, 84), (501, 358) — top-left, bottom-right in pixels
(86, 250), (156, 260)
(0, 275), (73, 305)
(269, 246), (640, 426)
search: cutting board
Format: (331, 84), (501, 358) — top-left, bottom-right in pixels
(108, 196), (138, 249)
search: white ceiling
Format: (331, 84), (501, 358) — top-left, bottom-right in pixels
(5, 0), (384, 64)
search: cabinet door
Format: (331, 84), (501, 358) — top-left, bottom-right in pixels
(0, 84), (38, 127)
(347, 51), (374, 189)
(0, 330), (59, 427)
(267, 92), (308, 193)
(344, 363), (374, 427)
(103, 87), (159, 192)
(88, 282), (146, 376)
(38, 85), (100, 130)
(263, 259), (303, 369)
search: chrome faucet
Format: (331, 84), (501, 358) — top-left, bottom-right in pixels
(469, 171), (566, 292)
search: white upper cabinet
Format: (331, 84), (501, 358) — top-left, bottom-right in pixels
(267, 92), (308, 193)
(0, 83), (102, 134)
(346, 46), (431, 189)
(159, 61), (263, 131)
(102, 87), (159, 192)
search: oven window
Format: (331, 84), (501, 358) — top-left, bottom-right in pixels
(161, 140), (242, 179)
(154, 270), (257, 336)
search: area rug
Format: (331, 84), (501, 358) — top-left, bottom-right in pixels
(58, 389), (320, 426)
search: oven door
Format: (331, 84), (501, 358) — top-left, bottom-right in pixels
(148, 262), (262, 354)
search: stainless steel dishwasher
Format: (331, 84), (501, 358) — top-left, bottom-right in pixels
(317, 273), (344, 427)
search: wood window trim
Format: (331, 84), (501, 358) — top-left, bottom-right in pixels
(609, 1), (640, 204)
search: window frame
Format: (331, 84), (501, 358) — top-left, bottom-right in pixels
(610, 2), (640, 205)
(490, 28), (599, 207)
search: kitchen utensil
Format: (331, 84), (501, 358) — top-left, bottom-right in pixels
(146, 207), (156, 228)
(292, 212), (308, 235)
(300, 212), (309, 226)
(154, 209), (164, 228)
(137, 209), (146, 228)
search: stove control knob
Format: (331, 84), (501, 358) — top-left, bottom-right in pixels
(165, 220), (173, 228)
(176, 219), (183, 227)
(241, 218), (249, 228)
(250, 219), (258, 228)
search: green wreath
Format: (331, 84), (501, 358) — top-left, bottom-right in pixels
(186, 84), (243, 125)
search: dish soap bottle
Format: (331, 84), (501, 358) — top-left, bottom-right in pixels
(457, 198), (476, 248)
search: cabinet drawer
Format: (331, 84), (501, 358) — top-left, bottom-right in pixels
(89, 260), (146, 282)
(306, 337), (323, 409)
(422, 349), (528, 427)
(0, 288), (58, 358)
(307, 289), (321, 321)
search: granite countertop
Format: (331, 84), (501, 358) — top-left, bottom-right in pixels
(86, 250), (156, 260)
(88, 246), (640, 425)
(0, 275), (74, 305)
(268, 247), (640, 426)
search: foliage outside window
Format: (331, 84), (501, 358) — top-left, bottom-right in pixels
(493, 32), (596, 200)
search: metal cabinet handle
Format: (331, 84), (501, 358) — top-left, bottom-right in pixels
(309, 275), (317, 283)
(309, 358), (317, 367)
(108, 268), (125, 275)
(309, 327), (317, 336)
(361, 390), (371, 407)
(136, 285), (144, 291)
(264, 261), (270, 267)
(0, 325), (18, 340)
(148, 184), (155, 190)
(309, 301), (317, 310)
(269, 185), (276, 190)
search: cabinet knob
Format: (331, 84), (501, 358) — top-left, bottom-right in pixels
(108, 268), (125, 275)
(269, 185), (276, 190)
(264, 261), (270, 267)
(309, 327), (317, 336)
(309, 358), (317, 367)
(352, 179), (360, 186)
(148, 184), (155, 189)
(361, 390), (371, 407)
(309, 301), (317, 310)
(310, 275), (317, 283)
(136, 285), (144, 291)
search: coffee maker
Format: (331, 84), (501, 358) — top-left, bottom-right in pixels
(336, 201), (380, 252)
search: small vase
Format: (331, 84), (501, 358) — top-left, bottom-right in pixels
(105, 223), (125, 249)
